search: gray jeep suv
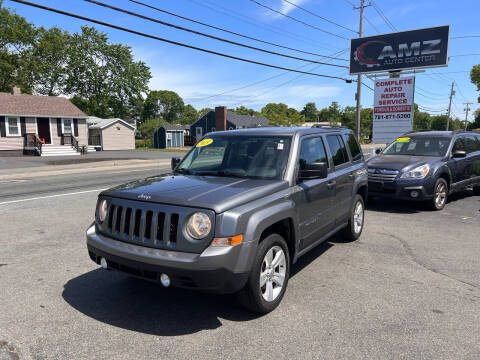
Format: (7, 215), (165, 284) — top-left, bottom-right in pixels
(86, 127), (368, 313)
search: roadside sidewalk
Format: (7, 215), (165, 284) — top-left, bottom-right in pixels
(0, 159), (171, 181)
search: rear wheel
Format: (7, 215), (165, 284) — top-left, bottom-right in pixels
(431, 178), (448, 210)
(237, 234), (290, 314)
(340, 194), (364, 241)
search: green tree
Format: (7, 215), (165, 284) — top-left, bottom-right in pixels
(318, 102), (342, 124)
(30, 27), (70, 96)
(470, 64), (480, 91)
(430, 115), (449, 130)
(143, 90), (184, 122)
(360, 108), (373, 140)
(0, 1), (38, 93)
(467, 109), (480, 130)
(340, 106), (356, 130)
(261, 103), (303, 126)
(198, 107), (211, 118)
(181, 104), (198, 124)
(234, 106), (258, 115)
(300, 102), (318, 122)
(66, 26), (150, 118)
(138, 118), (168, 139)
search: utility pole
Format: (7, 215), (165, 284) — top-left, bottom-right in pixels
(354, 0), (365, 140)
(463, 102), (473, 130)
(446, 81), (455, 131)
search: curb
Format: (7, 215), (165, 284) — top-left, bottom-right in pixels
(0, 159), (171, 181)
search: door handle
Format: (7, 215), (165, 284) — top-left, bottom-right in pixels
(327, 180), (336, 189)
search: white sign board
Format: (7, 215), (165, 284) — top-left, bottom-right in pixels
(372, 76), (415, 143)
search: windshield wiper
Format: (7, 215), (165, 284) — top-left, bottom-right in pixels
(174, 168), (194, 175)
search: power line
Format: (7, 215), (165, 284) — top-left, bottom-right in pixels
(86, 0), (348, 68)
(249, 0), (349, 40)
(364, 16), (380, 34)
(280, 0), (357, 33)
(452, 35), (480, 39)
(192, 48), (349, 103)
(371, 1), (396, 31)
(129, 0), (348, 62)
(12, 0), (353, 82)
(450, 53), (480, 58)
(186, 0), (340, 51)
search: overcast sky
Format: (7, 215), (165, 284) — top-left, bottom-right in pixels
(6, 0), (480, 120)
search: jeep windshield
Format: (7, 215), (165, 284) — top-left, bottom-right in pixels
(382, 136), (451, 157)
(177, 135), (292, 179)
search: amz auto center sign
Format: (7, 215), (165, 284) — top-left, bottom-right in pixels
(372, 76), (414, 144)
(350, 26), (449, 75)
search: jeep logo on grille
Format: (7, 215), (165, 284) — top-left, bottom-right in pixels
(138, 194), (151, 200)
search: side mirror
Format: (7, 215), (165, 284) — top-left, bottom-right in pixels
(452, 150), (466, 158)
(299, 162), (328, 181)
(375, 147), (383, 154)
(171, 157), (181, 170)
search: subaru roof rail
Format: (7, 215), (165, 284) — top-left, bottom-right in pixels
(311, 124), (346, 129)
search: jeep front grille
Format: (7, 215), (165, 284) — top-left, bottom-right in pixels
(97, 197), (215, 253)
(107, 204), (178, 247)
(367, 168), (399, 182)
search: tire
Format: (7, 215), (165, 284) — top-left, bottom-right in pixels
(431, 178), (448, 211)
(340, 194), (365, 241)
(237, 234), (290, 314)
(473, 186), (480, 196)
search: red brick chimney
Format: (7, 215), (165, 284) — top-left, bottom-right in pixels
(215, 106), (227, 131)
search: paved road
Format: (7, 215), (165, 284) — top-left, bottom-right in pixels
(0, 168), (479, 360)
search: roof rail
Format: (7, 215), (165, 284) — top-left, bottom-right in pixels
(452, 129), (480, 134)
(311, 124), (346, 129)
(404, 129), (434, 134)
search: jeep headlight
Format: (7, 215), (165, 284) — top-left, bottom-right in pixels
(97, 199), (108, 223)
(400, 164), (430, 179)
(186, 212), (211, 239)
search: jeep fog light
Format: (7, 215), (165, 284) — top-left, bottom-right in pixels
(211, 234), (243, 247)
(186, 212), (211, 239)
(98, 200), (108, 223)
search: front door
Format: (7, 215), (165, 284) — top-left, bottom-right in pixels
(294, 136), (336, 250)
(196, 127), (203, 141)
(450, 136), (469, 188)
(37, 118), (51, 144)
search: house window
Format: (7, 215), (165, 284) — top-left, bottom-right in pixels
(62, 118), (73, 134)
(6, 117), (20, 136)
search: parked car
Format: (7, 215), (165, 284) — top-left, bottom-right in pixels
(367, 130), (480, 210)
(86, 127), (368, 313)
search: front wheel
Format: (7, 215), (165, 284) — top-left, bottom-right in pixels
(237, 234), (290, 314)
(431, 178), (448, 211)
(341, 194), (365, 241)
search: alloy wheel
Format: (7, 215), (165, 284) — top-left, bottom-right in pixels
(353, 201), (364, 234)
(260, 246), (286, 302)
(435, 182), (447, 208)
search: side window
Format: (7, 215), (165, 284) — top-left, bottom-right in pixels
(326, 135), (349, 167)
(452, 137), (466, 152)
(299, 137), (328, 169)
(465, 135), (479, 153)
(343, 133), (362, 161)
(476, 135), (480, 151)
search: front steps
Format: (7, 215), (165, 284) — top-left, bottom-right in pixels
(41, 145), (80, 157)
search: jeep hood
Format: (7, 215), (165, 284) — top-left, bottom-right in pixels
(101, 174), (289, 213)
(367, 155), (441, 171)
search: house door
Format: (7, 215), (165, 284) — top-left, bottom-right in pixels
(37, 118), (51, 144)
(196, 127), (203, 141)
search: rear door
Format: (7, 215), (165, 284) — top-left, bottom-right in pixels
(294, 135), (336, 250)
(325, 134), (354, 225)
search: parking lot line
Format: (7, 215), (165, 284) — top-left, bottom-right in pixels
(0, 188), (107, 205)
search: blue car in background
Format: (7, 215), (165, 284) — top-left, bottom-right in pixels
(367, 130), (480, 210)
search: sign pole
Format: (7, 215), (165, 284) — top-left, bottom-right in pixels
(463, 102), (473, 130)
(355, 0), (365, 141)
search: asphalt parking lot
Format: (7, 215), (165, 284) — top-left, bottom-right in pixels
(0, 166), (479, 360)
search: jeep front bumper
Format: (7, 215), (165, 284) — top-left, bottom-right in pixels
(86, 224), (254, 293)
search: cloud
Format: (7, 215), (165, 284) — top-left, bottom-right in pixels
(259, 0), (310, 19)
(278, 0), (309, 16)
